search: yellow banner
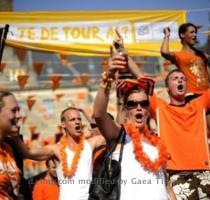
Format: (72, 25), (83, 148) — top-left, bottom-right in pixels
(0, 10), (186, 56)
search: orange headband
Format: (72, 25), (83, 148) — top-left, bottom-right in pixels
(116, 78), (155, 99)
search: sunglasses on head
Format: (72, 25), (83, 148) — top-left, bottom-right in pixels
(125, 100), (150, 110)
(90, 123), (98, 129)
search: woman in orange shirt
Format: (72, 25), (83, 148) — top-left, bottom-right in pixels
(161, 22), (210, 131)
(161, 22), (209, 93)
(0, 91), (22, 199)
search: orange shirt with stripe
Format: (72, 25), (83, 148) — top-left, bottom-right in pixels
(174, 51), (209, 94)
(150, 90), (210, 170)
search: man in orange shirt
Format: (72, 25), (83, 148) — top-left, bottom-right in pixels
(149, 69), (210, 199)
(33, 158), (59, 200)
(110, 52), (210, 199)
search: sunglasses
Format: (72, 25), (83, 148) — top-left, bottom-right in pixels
(125, 100), (150, 110)
(90, 123), (98, 129)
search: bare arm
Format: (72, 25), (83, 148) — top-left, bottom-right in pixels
(11, 136), (55, 160)
(93, 80), (120, 142)
(116, 100), (125, 125)
(93, 55), (126, 142)
(164, 169), (177, 200)
(160, 27), (176, 63)
(128, 56), (144, 79)
(167, 184), (177, 200)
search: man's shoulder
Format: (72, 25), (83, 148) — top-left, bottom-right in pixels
(186, 91), (210, 103)
(87, 135), (106, 151)
(185, 93), (202, 103)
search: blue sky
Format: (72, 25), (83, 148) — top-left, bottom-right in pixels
(13, 0), (210, 44)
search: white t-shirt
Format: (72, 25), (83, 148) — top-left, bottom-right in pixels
(56, 140), (92, 200)
(112, 135), (168, 200)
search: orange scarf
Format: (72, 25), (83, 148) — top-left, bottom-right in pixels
(124, 123), (169, 172)
(60, 136), (84, 177)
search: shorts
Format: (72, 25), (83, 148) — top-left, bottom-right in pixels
(169, 170), (210, 200)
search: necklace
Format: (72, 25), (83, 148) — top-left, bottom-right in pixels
(124, 123), (169, 172)
(60, 135), (84, 177)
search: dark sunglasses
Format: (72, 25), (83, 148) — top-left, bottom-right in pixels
(125, 100), (150, 109)
(90, 123), (98, 129)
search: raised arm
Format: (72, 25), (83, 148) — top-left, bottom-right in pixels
(11, 136), (55, 161)
(93, 55), (127, 142)
(160, 27), (176, 63)
(127, 56), (144, 79)
(93, 76), (119, 142)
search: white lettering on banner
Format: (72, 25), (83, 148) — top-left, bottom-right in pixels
(134, 21), (179, 42)
(6, 21), (133, 44)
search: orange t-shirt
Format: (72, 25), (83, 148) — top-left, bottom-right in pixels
(32, 177), (59, 200)
(174, 51), (209, 94)
(150, 90), (210, 170)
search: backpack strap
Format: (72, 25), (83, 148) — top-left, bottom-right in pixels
(118, 128), (126, 163)
(104, 126), (125, 159)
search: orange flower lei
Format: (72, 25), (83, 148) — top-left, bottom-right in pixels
(124, 123), (170, 172)
(60, 135), (84, 177)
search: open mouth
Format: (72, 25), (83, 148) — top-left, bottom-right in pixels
(177, 84), (183, 91)
(192, 37), (197, 43)
(10, 118), (18, 126)
(9, 118), (20, 135)
(135, 113), (143, 120)
(75, 125), (81, 131)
